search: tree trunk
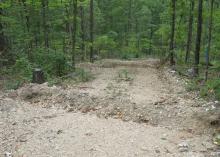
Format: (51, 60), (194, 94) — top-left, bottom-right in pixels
(71, 0), (77, 68)
(41, 0), (49, 48)
(149, 26), (154, 55)
(21, 0), (30, 32)
(90, 0), (94, 63)
(0, 8), (6, 52)
(194, 0), (203, 76)
(185, 0), (194, 63)
(126, 0), (132, 46)
(205, 0), (214, 81)
(170, 0), (176, 66)
(80, 6), (86, 61)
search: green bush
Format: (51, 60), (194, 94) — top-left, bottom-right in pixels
(120, 46), (140, 60)
(32, 49), (69, 77)
(118, 69), (133, 81)
(75, 68), (94, 82)
(94, 35), (117, 58)
(4, 80), (22, 90)
(200, 79), (220, 100)
(188, 78), (220, 101)
(12, 57), (33, 80)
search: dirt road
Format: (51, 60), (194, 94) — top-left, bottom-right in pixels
(0, 59), (219, 157)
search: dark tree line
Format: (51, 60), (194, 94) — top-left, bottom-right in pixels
(0, 0), (219, 79)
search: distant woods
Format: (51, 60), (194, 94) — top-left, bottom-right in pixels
(0, 0), (220, 77)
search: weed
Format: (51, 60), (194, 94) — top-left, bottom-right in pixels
(118, 69), (133, 81)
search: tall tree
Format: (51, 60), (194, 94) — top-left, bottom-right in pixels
(205, 0), (214, 81)
(71, 0), (78, 68)
(170, 0), (176, 66)
(0, 8), (6, 52)
(185, 0), (194, 63)
(89, 0), (94, 63)
(80, 5), (86, 61)
(21, 0), (30, 32)
(194, 0), (203, 76)
(41, 0), (49, 48)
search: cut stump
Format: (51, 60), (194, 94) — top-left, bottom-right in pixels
(32, 68), (45, 84)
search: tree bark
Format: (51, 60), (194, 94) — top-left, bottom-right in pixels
(205, 0), (214, 81)
(126, 0), (132, 46)
(149, 26), (154, 55)
(71, 0), (77, 68)
(32, 68), (45, 84)
(21, 0), (30, 32)
(41, 0), (49, 48)
(194, 0), (203, 76)
(90, 0), (94, 63)
(80, 6), (86, 61)
(185, 0), (194, 63)
(0, 8), (6, 52)
(170, 0), (176, 66)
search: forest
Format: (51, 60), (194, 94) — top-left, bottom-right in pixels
(2, 0), (220, 156)
(1, 0), (220, 90)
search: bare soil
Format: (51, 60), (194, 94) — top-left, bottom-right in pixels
(0, 59), (220, 157)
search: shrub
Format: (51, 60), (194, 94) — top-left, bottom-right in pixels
(32, 48), (69, 77)
(200, 79), (220, 100)
(94, 35), (117, 58)
(12, 57), (33, 81)
(75, 68), (94, 82)
(120, 48), (140, 60)
(4, 80), (22, 90)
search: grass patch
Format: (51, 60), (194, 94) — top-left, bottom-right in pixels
(186, 77), (220, 101)
(118, 69), (133, 81)
(36, 68), (95, 87)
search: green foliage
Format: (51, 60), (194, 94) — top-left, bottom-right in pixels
(12, 57), (33, 81)
(120, 46), (140, 60)
(46, 68), (94, 87)
(75, 68), (94, 82)
(118, 69), (133, 81)
(186, 80), (201, 92)
(1, 57), (32, 90)
(187, 77), (220, 101)
(200, 79), (220, 100)
(4, 80), (22, 90)
(32, 49), (69, 77)
(94, 35), (116, 58)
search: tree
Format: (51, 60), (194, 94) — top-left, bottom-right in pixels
(79, 5), (86, 60)
(194, 0), (203, 76)
(71, 0), (78, 68)
(170, 0), (176, 66)
(0, 8), (6, 52)
(89, 0), (94, 63)
(205, 0), (214, 81)
(185, 0), (194, 63)
(41, 0), (49, 48)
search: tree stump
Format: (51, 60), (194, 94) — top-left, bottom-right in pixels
(32, 68), (45, 84)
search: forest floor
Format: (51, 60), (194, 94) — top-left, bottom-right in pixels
(1, 59), (220, 157)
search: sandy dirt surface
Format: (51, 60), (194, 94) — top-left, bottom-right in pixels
(0, 59), (220, 157)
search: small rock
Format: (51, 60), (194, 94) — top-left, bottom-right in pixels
(141, 146), (148, 151)
(178, 142), (189, 152)
(19, 138), (27, 142)
(12, 122), (17, 126)
(214, 101), (219, 104)
(170, 70), (176, 74)
(85, 132), (93, 136)
(18, 135), (28, 143)
(57, 130), (63, 135)
(161, 134), (168, 140)
(155, 149), (160, 153)
(210, 151), (220, 157)
(5, 152), (12, 157)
